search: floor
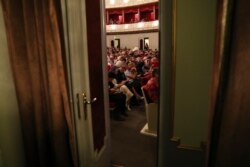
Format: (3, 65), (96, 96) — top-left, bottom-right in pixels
(110, 104), (157, 167)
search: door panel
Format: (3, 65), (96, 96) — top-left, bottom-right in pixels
(85, 0), (106, 153)
(61, 0), (110, 167)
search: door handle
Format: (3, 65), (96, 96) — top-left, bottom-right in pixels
(76, 93), (81, 119)
(82, 93), (97, 120)
(82, 93), (97, 104)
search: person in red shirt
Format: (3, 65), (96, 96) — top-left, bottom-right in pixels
(143, 68), (159, 103)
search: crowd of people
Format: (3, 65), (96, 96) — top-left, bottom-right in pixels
(107, 47), (159, 121)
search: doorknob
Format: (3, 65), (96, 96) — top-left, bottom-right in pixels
(82, 93), (97, 120)
(82, 93), (97, 104)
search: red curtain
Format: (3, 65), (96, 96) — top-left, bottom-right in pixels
(124, 8), (138, 13)
(1, 0), (77, 167)
(108, 9), (122, 15)
(140, 4), (153, 12)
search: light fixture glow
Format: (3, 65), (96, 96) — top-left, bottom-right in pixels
(152, 20), (159, 27)
(110, 0), (115, 5)
(137, 22), (144, 28)
(123, 0), (129, 3)
(110, 24), (117, 30)
(124, 24), (129, 29)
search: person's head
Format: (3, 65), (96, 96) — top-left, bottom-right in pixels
(108, 72), (116, 81)
(142, 65), (150, 73)
(131, 67), (137, 74)
(136, 56), (143, 62)
(119, 65), (126, 72)
(151, 57), (158, 63)
(120, 57), (126, 63)
(151, 68), (159, 78)
(127, 62), (135, 70)
(110, 54), (114, 60)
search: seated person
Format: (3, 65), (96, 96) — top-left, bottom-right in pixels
(108, 72), (128, 121)
(143, 68), (159, 103)
(116, 66), (127, 84)
(141, 65), (151, 86)
(110, 70), (134, 111)
(135, 57), (144, 75)
(125, 63), (143, 101)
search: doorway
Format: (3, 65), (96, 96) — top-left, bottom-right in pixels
(144, 37), (149, 50)
(114, 38), (120, 48)
(62, 0), (160, 166)
(62, 0), (216, 166)
(0, 0), (219, 167)
(105, 1), (159, 167)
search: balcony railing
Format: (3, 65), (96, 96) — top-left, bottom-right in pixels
(106, 0), (158, 9)
(106, 20), (159, 33)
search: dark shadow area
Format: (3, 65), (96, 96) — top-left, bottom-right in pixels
(110, 104), (157, 167)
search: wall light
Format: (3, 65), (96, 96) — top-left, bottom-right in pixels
(124, 24), (129, 29)
(123, 0), (129, 3)
(152, 20), (159, 27)
(110, 24), (117, 30)
(137, 22), (144, 28)
(110, 0), (115, 5)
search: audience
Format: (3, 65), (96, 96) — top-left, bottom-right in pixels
(107, 46), (159, 121)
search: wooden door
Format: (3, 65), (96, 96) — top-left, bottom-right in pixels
(61, 0), (111, 167)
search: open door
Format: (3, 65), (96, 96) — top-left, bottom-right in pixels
(61, 0), (110, 167)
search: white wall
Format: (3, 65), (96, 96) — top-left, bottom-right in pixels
(106, 32), (159, 50)
(0, 4), (26, 167)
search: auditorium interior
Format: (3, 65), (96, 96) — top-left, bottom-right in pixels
(1, 0), (250, 167)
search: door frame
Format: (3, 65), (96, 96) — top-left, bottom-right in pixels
(159, 0), (214, 166)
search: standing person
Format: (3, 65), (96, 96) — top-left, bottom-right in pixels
(144, 42), (149, 50)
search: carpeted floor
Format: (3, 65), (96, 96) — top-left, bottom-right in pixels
(110, 103), (157, 167)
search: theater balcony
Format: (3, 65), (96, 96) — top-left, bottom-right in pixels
(106, 20), (158, 33)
